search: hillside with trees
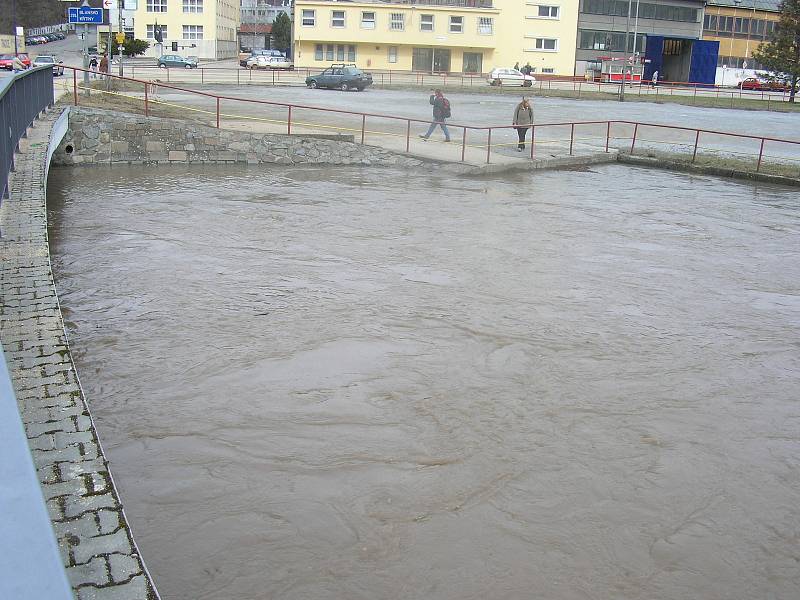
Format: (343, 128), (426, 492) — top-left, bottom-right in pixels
(0, 0), (103, 34)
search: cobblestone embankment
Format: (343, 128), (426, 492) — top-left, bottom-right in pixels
(0, 108), (159, 600)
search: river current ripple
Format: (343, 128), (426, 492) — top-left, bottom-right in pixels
(47, 164), (800, 600)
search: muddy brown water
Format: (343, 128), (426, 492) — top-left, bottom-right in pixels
(47, 164), (800, 600)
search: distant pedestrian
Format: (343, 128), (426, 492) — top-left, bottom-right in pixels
(11, 54), (26, 73)
(514, 62), (520, 71)
(523, 62), (532, 75)
(99, 53), (109, 79)
(512, 97), (534, 151)
(651, 70), (659, 88)
(419, 89), (451, 142)
(89, 55), (98, 78)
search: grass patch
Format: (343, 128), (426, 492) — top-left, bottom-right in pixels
(626, 147), (800, 180)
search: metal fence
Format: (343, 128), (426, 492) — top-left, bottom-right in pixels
(61, 66), (800, 177)
(1, 66), (54, 200)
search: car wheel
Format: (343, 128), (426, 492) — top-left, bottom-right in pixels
(308, 80), (317, 89)
(494, 78), (502, 86)
(357, 87), (365, 92)
(185, 63), (192, 69)
(159, 63), (166, 69)
(340, 82), (349, 91)
(523, 79), (532, 87)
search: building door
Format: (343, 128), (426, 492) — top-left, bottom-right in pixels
(433, 48), (451, 73)
(462, 52), (482, 73)
(412, 47), (433, 72)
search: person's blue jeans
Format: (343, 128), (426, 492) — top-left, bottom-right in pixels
(423, 120), (450, 141)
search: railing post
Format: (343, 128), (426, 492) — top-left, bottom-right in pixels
(73, 68), (78, 106)
(361, 114), (366, 144)
(216, 97), (220, 128)
(144, 82), (149, 116)
(486, 128), (492, 164)
(461, 127), (466, 162)
(201, 68), (204, 85)
(530, 125), (535, 160)
(692, 130), (700, 162)
(287, 105), (292, 135)
(630, 123), (638, 154)
(237, 69), (240, 85)
(605, 121), (610, 152)
(756, 138), (765, 172)
(406, 119), (410, 152)
(569, 123), (575, 155)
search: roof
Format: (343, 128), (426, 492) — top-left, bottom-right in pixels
(706, 0), (782, 12)
(238, 23), (274, 34)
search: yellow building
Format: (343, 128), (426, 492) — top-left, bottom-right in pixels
(703, 0), (781, 71)
(131, 0), (240, 59)
(294, 0), (579, 76)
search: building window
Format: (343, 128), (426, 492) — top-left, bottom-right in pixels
(390, 13), (405, 31)
(182, 0), (202, 13)
(582, 0), (697, 23)
(449, 16), (463, 33)
(463, 51), (483, 73)
(348, 45), (356, 61)
(361, 11), (375, 29)
(147, 0), (167, 12)
(325, 44), (334, 60)
(542, 67), (554, 73)
(420, 14), (434, 31)
(315, 43), (323, 60)
(182, 25), (203, 39)
(535, 37), (557, 51)
(146, 24), (168, 39)
(537, 5), (559, 18)
(388, 45), (398, 63)
(301, 9), (315, 26)
(478, 17), (493, 34)
(331, 10), (345, 28)
(336, 44), (345, 61)
(578, 29), (645, 53)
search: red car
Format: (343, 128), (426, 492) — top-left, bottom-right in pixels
(739, 77), (790, 91)
(0, 53), (32, 70)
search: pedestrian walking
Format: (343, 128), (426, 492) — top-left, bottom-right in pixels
(522, 62), (533, 75)
(89, 55), (98, 78)
(512, 97), (534, 151)
(651, 70), (659, 88)
(514, 62), (520, 71)
(419, 89), (451, 142)
(99, 54), (109, 79)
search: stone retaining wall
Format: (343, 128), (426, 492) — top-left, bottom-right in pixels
(52, 107), (424, 169)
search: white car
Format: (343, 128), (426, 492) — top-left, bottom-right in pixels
(487, 68), (536, 87)
(246, 55), (294, 70)
(33, 55), (64, 76)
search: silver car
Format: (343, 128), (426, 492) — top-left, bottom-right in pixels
(33, 55), (64, 76)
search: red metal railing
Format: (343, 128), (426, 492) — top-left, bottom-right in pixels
(63, 67), (800, 173)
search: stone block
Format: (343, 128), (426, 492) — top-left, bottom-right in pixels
(67, 556), (110, 588)
(64, 492), (118, 520)
(168, 150), (188, 161)
(145, 141), (163, 153)
(109, 553), (142, 583)
(111, 141), (129, 154)
(98, 509), (121, 534)
(77, 574), (150, 600)
(72, 529), (133, 564)
(54, 512), (100, 541)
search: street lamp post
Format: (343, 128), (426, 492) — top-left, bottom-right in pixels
(619, 0), (633, 101)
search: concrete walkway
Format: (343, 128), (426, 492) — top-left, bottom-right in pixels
(0, 108), (158, 600)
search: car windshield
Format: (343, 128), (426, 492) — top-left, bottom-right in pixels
(35, 57), (55, 64)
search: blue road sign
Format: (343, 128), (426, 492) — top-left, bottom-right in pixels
(68, 7), (105, 24)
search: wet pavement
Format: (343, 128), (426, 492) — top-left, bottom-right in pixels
(47, 163), (800, 600)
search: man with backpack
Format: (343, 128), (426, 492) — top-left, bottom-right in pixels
(419, 89), (451, 142)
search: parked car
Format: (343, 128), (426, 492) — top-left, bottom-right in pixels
(33, 55), (64, 76)
(305, 64), (373, 91)
(739, 77), (794, 91)
(157, 54), (198, 69)
(0, 53), (32, 70)
(246, 55), (294, 70)
(487, 67), (536, 87)
(239, 48), (286, 67)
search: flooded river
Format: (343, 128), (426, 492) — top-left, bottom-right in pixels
(47, 164), (800, 600)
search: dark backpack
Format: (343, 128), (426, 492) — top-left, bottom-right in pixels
(441, 97), (451, 118)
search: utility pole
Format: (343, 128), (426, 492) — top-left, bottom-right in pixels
(118, 0), (124, 77)
(619, 0), (633, 101)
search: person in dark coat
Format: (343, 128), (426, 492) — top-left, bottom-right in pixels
(419, 89), (451, 142)
(512, 97), (534, 151)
